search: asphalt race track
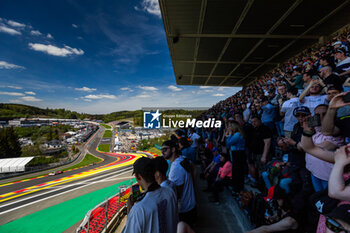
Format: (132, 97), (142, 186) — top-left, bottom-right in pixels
(0, 125), (145, 228)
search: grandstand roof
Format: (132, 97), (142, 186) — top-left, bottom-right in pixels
(159, 0), (350, 87)
(0, 157), (34, 173)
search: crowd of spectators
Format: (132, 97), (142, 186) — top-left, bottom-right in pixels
(194, 29), (350, 232)
(123, 30), (350, 233)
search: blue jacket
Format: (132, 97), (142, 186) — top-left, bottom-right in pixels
(181, 147), (196, 163)
(226, 132), (245, 151)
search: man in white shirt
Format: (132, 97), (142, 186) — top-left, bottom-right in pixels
(162, 140), (197, 226)
(123, 157), (178, 233)
(299, 80), (327, 115)
(281, 87), (300, 138)
(188, 128), (200, 149)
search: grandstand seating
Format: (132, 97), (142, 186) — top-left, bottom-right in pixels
(76, 185), (134, 233)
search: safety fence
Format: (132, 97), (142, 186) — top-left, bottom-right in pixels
(76, 183), (137, 233)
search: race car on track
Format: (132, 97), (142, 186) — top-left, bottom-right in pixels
(49, 171), (63, 176)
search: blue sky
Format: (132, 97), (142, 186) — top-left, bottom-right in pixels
(0, 0), (241, 114)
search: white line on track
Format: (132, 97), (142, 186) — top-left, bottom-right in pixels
(0, 167), (133, 211)
(0, 168), (133, 215)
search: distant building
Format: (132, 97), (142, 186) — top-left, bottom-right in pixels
(19, 137), (34, 146)
(45, 139), (62, 149)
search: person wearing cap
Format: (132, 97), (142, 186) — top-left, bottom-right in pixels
(123, 157), (178, 233)
(281, 87), (300, 138)
(161, 140), (196, 226)
(335, 48), (350, 78)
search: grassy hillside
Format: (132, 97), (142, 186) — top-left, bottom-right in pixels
(0, 103), (206, 124)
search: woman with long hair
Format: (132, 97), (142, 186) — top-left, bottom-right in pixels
(225, 120), (246, 193)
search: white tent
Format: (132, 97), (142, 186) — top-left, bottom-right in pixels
(0, 157), (34, 173)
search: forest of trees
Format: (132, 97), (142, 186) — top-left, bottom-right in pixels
(0, 104), (206, 125)
(0, 127), (22, 159)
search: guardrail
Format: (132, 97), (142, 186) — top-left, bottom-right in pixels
(76, 183), (138, 233)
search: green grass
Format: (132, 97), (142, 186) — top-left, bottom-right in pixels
(62, 154), (102, 171)
(148, 147), (161, 156)
(103, 130), (112, 138)
(100, 123), (111, 129)
(98, 144), (110, 152)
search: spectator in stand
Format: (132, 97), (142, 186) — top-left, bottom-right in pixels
(326, 84), (350, 118)
(242, 103), (251, 123)
(225, 121), (246, 193)
(334, 48), (350, 79)
(319, 66), (344, 87)
(288, 67), (304, 95)
(162, 140), (197, 226)
(305, 104), (344, 192)
(319, 56), (335, 70)
(281, 87), (300, 138)
(261, 96), (276, 132)
(209, 153), (232, 204)
(153, 156), (177, 197)
(189, 128), (200, 150)
(322, 91), (350, 141)
(299, 80), (327, 115)
(247, 116), (272, 184)
(204, 138), (214, 151)
(203, 147), (221, 191)
(179, 137), (196, 163)
(123, 157), (178, 233)
(302, 70), (314, 89)
(271, 83), (288, 136)
(247, 186), (299, 233)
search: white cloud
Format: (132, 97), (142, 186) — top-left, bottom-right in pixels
(0, 61), (25, 69)
(30, 30), (42, 36)
(28, 43), (84, 57)
(199, 86), (212, 89)
(139, 0), (161, 17)
(25, 91), (36, 95)
(7, 85), (23, 89)
(75, 87), (96, 92)
(47, 33), (53, 39)
(168, 85), (182, 91)
(72, 24), (78, 28)
(7, 20), (25, 28)
(0, 91), (24, 96)
(218, 87), (230, 92)
(135, 94), (151, 98)
(0, 25), (21, 35)
(137, 85), (158, 91)
(84, 94), (116, 100)
(83, 99), (92, 102)
(213, 93), (225, 97)
(120, 87), (134, 92)
(9, 99), (22, 103)
(20, 96), (42, 102)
